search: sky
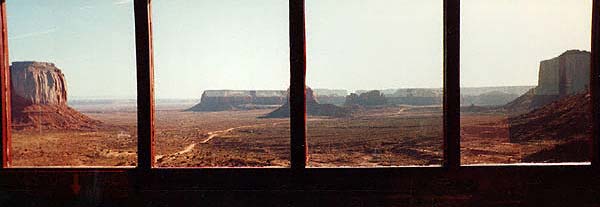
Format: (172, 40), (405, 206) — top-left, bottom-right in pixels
(7, 0), (136, 99)
(7, 0), (593, 99)
(461, 0), (592, 88)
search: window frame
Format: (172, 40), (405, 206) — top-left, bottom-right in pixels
(0, 0), (596, 184)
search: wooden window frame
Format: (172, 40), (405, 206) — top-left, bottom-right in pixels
(0, 0), (598, 199)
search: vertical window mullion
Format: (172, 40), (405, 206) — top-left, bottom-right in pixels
(134, 0), (155, 170)
(592, 0), (600, 168)
(289, 0), (307, 170)
(443, 0), (461, 169)
(0, 0), (9, 169)
(0, 0), (10, 169)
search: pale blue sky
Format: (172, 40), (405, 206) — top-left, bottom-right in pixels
(7, 0), (136, 99)
(461, 0), (592, 87)
(7, 0), (593, 99)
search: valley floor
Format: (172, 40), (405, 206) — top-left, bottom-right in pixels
(9, 106), (589, 167)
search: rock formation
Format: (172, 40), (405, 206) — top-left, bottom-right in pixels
(186, 90), (287, 112)
(536, 50), (590, 97)
(10, 61), (100, 130)
(344, 90), (387, 106)
(263, 87), (351, 118)
(461, 91), (521, 107)
(508, 92), (591, 142)
(507, 92), (591, 162)
(312, 89), (347, 106)
(506, 50), (590, 112)
(387, 88), (443, 106)
(501, 50), (592, 162)
(504, 88), (536, 113)
(341, 86), (531, 107)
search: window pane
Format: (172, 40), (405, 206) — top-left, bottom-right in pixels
(460, 0), (593, 164)
(153, 1), (290, 167)
(306, 0), (444, 167)
(7, 1), (137, 167)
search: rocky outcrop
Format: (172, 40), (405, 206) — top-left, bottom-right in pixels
(503, 88), (536, 113)
(508, 92), (591, 142)
(507, 92), (591, 162)
(387, 88), (443, 106)
(10, 61), (100, 130)
(536, 50), (590, 97)
(263, 87), (351, 118)
(501, 50), (592, 162)
(345, 90), (387, 106)
(187, 90), (287, 112)
(11, 62), (68, 106)
(461, 91), (521, 107)
(461, 86), (533, 96)
(313, 89), (348, 97)
(315, 95), (346, 106)
(344, 86), (531, 107)
(506, 50), (590, 112)
(313, 89), (347, 105)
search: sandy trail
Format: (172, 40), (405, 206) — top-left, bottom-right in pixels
(155, 122), (286, 164)
(200, 127), (238, 143)
(103, 150), (136, 158)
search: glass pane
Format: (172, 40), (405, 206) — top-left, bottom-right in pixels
(153, 1), (290, 167)
(460, 0), (593, 164)
(7, 1), (137, 167)
(306, 0), (444, 167)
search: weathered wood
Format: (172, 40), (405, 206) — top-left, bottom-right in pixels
(134, 0), (155, 170)
(443, 0), (461, 169)
(289, 0), (307, 170)
(0, 0), (11, 168)
(0, 166), (598, 205)
(592, 0), (600, 168)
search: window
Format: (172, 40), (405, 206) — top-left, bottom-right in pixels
(5, 0), (137, 167)
(152, 0), (290, 167)
(305, 0), (444, 167)
(460, 0), (593, 164)
(0, 1), (599, 204)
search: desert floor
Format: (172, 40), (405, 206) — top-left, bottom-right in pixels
(9, 105), (588, 167)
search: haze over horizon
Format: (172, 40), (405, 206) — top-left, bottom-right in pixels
(7, 0), (592, 99)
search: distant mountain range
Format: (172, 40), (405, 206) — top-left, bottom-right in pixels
(325, 86), (535, 106)
(69, 86), (537, 108)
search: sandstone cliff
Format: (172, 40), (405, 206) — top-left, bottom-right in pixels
(344, 90), (387, 107)
(186, 90), (287, 112)
(388, 88), (442, 106)
(536, 50), (590, 97)
(10, 61), (100, 130)
(461, 91), (520, 107)
(11, 62), (68, 106)
(507, 92), (591, 162)
(505, 50), (590, 113)
(263, 87), (351, 118)
(508, 92), (590, 142)
(498, 50), (592, 162)
(312, 89), (347, 105)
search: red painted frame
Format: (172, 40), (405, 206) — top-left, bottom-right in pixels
(0, 0), (9, 168)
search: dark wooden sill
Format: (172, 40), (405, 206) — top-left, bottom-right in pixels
(0, 165), (599, 206)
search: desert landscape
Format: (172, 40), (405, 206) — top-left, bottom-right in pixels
(7, 50), (593, 167)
